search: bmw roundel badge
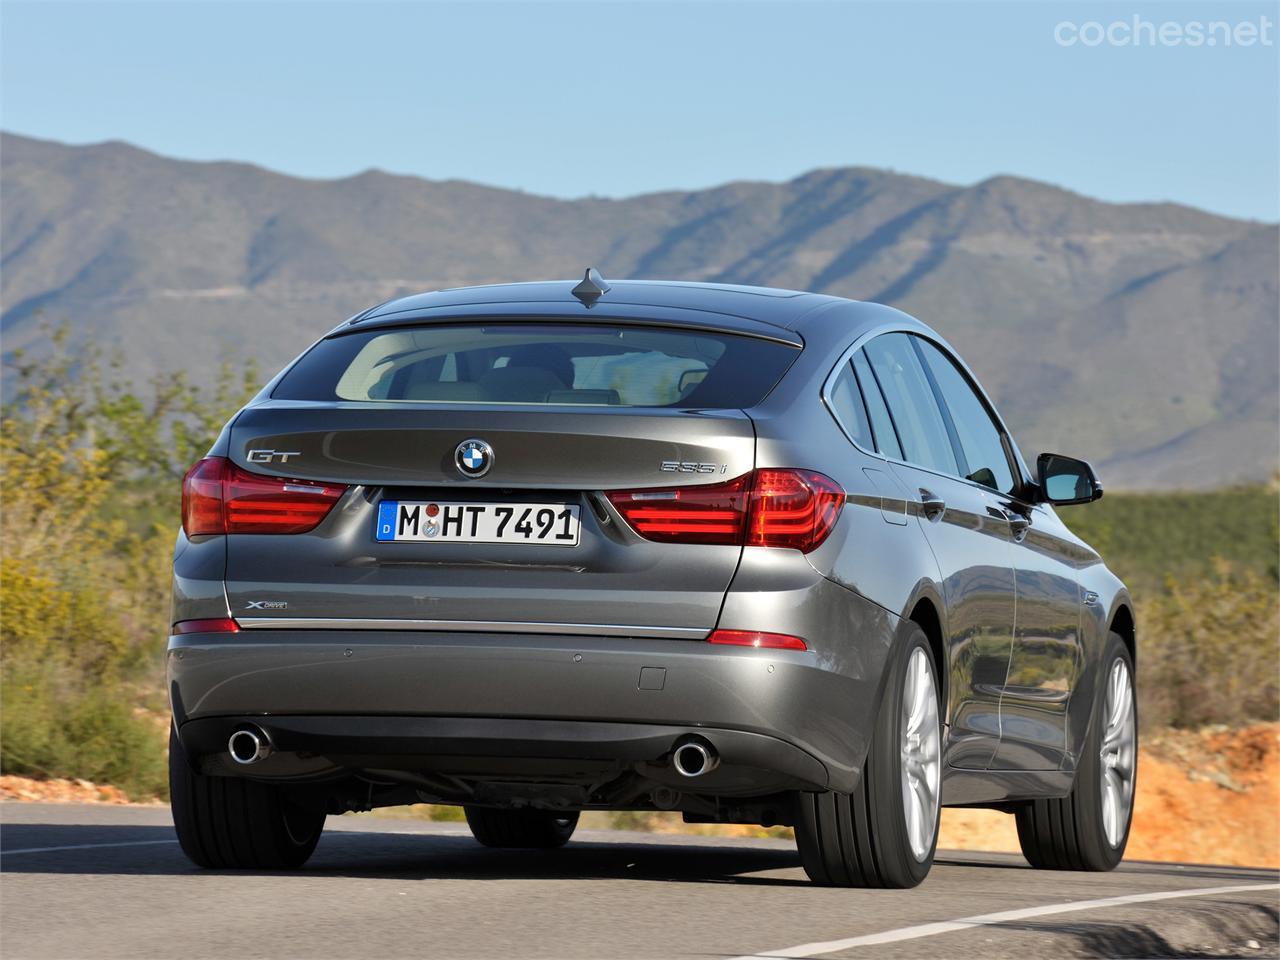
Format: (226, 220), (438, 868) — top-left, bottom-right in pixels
(454, 438), (494, 478)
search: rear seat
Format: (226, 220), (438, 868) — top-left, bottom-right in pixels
(373, 375), (621, 405)
(544, 389), (621, 405)
(402, 381), (484, 401)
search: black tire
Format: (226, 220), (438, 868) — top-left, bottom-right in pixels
(169, 727), (325, 869)
(1016, 632), (1137, 871)
(793, 626), (941, 888)
(464, 807), (579, 848)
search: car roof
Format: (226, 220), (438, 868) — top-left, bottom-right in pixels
(347, 278), (854, 345)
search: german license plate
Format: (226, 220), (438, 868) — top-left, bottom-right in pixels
(375, 500), (580, 545)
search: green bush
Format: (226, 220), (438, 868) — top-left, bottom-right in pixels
(1, 659), (167, 798)
(1060, 487), (1280, 594)
(1135, 560), (1278, 729)
(1061, 488), (1279, 728)
(424, 804), (466, 822)
(1, 324), (259, 799)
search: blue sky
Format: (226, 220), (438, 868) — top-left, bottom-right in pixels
(2, 1), (1277, 220)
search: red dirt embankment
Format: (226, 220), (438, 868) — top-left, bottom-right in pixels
(0, 777), (151, 805)
(940, 723), (1279, 867)
(3, 724), (1276, 867)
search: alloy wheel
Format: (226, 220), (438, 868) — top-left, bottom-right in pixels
(900, 647), (941, 861)
(1099, 657), (1137, 847)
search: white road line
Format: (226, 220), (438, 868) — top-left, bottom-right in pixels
(1, 839), (179, 856)
(733, 882), (1280, 959)
(0, 830), (404, 857)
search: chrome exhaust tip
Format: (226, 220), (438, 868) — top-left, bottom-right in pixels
(672, 740), (719, 778)
(227, 727), (271, 765)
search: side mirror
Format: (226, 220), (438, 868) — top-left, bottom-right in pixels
(1036, 453), (1103, 505)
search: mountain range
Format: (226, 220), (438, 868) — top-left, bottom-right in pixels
(2, 131), (1276, 489)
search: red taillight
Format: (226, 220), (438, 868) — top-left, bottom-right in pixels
(172, 618), (241, 634)
(708, 629), (808, 651)
(224, 463), (346, 534)
(607, 469), (843, 553)
(606, 473), (750, 545)
(182, 458), (226, 536)
(181, 457), (346, 536)
(745, 469), (844, 552)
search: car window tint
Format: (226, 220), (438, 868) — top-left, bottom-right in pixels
(851, 350), (904, 460)
(915, 338), (1016, 494)
(827, 362), (875, 449)
(272, 323), (799, 408)
(863, 333), (958, 475)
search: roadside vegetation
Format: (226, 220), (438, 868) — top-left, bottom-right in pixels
(1, 331), (1276, 801)
(1060, 491), (1279, 728)
(1, 328), (258, 798)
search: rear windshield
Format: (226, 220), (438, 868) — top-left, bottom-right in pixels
(272, 323), (799, 408)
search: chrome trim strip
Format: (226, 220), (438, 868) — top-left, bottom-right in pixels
(235, 617), (709, 639)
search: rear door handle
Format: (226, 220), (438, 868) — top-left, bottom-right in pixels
(918, 489), (946, 521)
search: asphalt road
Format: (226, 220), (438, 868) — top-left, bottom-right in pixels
(1, 803), (1276, 960)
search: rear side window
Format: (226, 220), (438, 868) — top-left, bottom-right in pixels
(826, 363), (874, 449)
(862, 333), (958, 475)
(273, 323), (799, 408)
(851, 350), (904, 461)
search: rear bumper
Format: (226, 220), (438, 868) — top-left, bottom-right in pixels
(179, 714), (829, 795)
(168, 630), (880, 794)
